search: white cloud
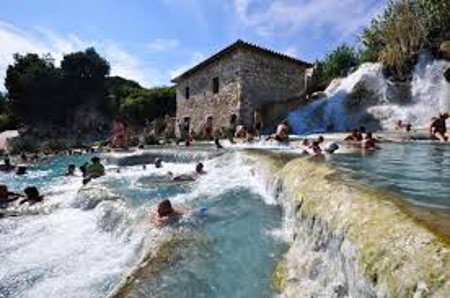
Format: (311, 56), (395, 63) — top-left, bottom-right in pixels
(147, 38), (180, 52)
(0, 21), (163, 90)
(233, 0), (385, 39)
(169, 52), (205, 80)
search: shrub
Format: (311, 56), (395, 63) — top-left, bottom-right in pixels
(317, 45), (359, 86)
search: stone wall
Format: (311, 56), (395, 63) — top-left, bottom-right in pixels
(239, 48), (308, 129)
(175, 47), (310, 136)
(175, 51), (241, 136)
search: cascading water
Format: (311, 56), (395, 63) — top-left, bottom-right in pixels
(369, 54), (450, 129)
(288, 53), (450, 134)
(0, 150), (288, 298)
(288, 63), (388, 134)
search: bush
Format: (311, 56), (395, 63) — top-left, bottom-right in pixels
(316, 45), (359, 86)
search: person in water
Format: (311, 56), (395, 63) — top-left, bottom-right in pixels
(344, 129), (359, 142)
(270, 120), (289, 143)
(429, 113), (449, 142)
(19, 186), (44, 205)
(66, 164), (76, 176)
(151, 199), (188, 227)
(86, 157), (105, 178)
(16, 165), (27, 176)
(154, 158), (162, 169)
(172, 162), (206, 181)
(361, 132), (379, 150)
(82, 157), (105, 185)
(0, 185), (22, 208)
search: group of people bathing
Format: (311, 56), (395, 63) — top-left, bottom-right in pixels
(0, 185), (44, 209)
(177, 112), (265, 147)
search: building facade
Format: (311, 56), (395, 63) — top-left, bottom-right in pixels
(172, 40), (312, 136)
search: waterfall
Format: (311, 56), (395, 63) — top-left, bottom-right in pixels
(369, 54), (450, 129)
(288, 54), (450, 134)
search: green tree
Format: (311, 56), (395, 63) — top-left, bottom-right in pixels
(119, 87), (175, 125)
(5, 53), (63, 124)
(317, 45), (359, 85)
(61, 47), (110, 110)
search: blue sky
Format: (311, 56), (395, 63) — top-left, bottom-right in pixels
(0, 0), (385, 89)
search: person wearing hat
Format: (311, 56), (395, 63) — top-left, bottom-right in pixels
(429, 113), (449, 142)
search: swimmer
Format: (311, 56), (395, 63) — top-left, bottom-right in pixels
(361, 132), (379, 150)
(0, 185), (22, 208)
(19, 186), (44, 205)
(429, 113), (449, 142)
(172, 162), (206, 181)
(86, 157), (105, 178)
(66, 164), (76, 176)
(151, 199), (188, 227)
(306, 141), (323, 156)
(317, 136), (324, 145)
(298, 138), (310, 154)
(195, 162), (206, 175)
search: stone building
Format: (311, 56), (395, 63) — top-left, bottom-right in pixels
(171, 40), (313, 136)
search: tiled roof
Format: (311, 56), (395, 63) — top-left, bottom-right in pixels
(171, 39), (312, 83)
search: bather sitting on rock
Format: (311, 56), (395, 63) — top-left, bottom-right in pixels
(0, 185), (22, 208)
(429, 113), (449, 142)
(19, 186), (44, 206)
(151, 199), (189, 227)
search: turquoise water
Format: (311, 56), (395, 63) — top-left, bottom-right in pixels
(0, 150), (285, 298)
(329, 143), (450, 209)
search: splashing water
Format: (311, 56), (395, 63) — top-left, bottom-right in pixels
(369, 54), (450, 129)
(288, 54), (450, 134)
(288, 63), (387, 134)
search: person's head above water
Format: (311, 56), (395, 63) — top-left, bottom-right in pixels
(317, 136), (324, 144)
(157, 199), (174, 217)
(154, 158), (162, 168)
(195, 162), (204, 174)
(67, 164), (76, 175)
(91, 156), (101, 164)
(24, 186), (40, 200)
